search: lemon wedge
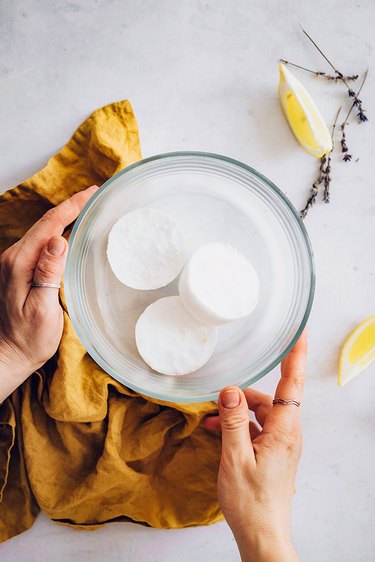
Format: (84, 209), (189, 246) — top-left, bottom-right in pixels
(278, 63), (332, 158)
(338, 315), (375, 387)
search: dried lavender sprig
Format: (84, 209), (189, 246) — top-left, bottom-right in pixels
(325, 74), (358, 82)
(323, 107), (341, 203)
(301, 108), (341, 217)
(347, 90), (368, 122)
(322, 162), (332, 203)
(340, 127), (350, 157)
(300, 155), (326, 218)
(341, 70), (368, 123)
(300, 190), (317, 219)
(340, 129), (348, 152)
(301, 28), (368, 122)
(340, 70), (369, 161)
(357, 103), (368, 122)
(280, 59), (358, 82)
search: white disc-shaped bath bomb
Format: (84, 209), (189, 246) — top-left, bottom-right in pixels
(135, 296), (217, 375)
(107, 208), (186, 290)
(179, 243), (260, 325)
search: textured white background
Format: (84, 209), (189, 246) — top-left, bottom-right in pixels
(1, 1), (375, 561)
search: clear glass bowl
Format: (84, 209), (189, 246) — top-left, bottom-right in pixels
(65, 152), (315, 403)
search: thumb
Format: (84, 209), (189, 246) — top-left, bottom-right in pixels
(31, 236), (68, 305)
(218, 386), (254, 459)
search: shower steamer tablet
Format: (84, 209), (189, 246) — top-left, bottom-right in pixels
(135, 296), (217, 375)
(107, 208), (186, 290)
(179, 243), (260, 325)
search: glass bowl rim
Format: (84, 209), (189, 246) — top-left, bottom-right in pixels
(65, 151), (315, 403)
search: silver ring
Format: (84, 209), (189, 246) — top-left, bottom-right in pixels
(273, 398), (301, 407)
(31, 282), (61, 289)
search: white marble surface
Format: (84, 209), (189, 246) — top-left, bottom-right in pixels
(1, 1), (375, 560)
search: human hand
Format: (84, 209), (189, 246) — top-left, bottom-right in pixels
(0, 185), (98, 402)
(205, 332), (307, 562)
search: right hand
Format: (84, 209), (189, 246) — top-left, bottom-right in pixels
(205, 332), (307, 562)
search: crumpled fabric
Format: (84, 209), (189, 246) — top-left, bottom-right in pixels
(0, 101), (222, 542)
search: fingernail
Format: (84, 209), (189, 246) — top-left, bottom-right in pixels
(221, 389), (240, 409)
(47, 237), (66, 256)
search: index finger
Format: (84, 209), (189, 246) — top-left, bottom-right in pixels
(21, 185), (99, 250)
(263, 330), (307, 434)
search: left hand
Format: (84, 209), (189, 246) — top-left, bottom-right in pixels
(0, 185), (98, 402)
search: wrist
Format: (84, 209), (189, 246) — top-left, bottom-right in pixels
(235, 530), (298, 562)
(0, 344), (35, 402)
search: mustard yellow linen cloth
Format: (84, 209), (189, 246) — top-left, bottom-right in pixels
(0, 101), (222, 542)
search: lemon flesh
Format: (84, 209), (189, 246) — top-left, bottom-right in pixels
(278, 63), (332, 158)
(338, 315), (375, 387)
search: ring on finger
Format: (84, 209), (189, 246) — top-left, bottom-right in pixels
(272, 397), (301, 407)
(31, 282), (61, 289)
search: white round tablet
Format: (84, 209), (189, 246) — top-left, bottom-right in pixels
(135, 296), (217, 376)
(179, 243), (260, 325)
(107, 208), (186, 290)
